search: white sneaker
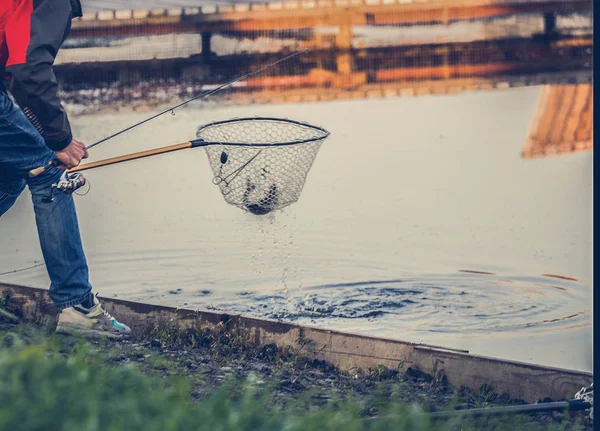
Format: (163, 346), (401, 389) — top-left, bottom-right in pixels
(56, 293), (131, 339)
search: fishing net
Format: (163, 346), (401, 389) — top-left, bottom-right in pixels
(196, 117), (329, 215)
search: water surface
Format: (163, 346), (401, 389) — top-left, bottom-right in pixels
(0, 87), (592, 372)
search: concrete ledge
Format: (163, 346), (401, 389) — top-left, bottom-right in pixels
(0, 282), (591, 403)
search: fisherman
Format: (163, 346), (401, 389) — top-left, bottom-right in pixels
(0, 0), (131, 338)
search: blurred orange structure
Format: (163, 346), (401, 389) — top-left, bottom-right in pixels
(522, 84), (593, 158)
(71, 0), (592, 41)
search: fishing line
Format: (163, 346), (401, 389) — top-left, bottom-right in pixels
(86, 49), (309, 151)
(28, 49), (309, 179)
(0, 262), (46, 277)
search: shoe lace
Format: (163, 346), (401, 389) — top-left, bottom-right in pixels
(101, 307), (115, 321)
(95, 293), (116, 321)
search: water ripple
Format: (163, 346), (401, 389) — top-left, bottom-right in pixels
(214, 273), (590, 335)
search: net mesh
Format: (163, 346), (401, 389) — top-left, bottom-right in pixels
(197, 117), (328, 214)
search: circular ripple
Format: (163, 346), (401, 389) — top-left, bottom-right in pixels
(221, 274), (590, 335)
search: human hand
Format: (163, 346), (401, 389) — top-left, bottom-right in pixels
(55, 139), (89, 169)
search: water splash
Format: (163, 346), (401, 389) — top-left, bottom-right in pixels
(211, 274), (590, 336)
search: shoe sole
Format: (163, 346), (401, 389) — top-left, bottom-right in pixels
(56, 323), (131, 340)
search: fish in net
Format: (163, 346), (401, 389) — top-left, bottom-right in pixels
(197, 117), (329, 215)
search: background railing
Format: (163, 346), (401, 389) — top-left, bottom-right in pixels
(57, 0), (592, 116)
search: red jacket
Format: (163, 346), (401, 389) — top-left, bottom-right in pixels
(1, 0), (82, 151)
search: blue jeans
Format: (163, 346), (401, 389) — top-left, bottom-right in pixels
(0, 90), (92, 309)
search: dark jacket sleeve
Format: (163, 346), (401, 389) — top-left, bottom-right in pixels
(5, 0), (74, 152)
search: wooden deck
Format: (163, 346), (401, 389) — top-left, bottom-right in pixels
(523, 84), (593, 158)
(58, 1), (593, 159)
(70, 0), (592, 41)
(55, 36), (592, 86)
(0, 282), (592, 404)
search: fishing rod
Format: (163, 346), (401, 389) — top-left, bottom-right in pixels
(28, 49), (309, 179)
(68, 140), (262, 176)
(38, 116), (330, 205)
(38, 139), (204, 203)
(66, 114), (328, 175)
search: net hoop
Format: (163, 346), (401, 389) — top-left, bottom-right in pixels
(195, 117), (330, 147)
(196, 117), (330, 214)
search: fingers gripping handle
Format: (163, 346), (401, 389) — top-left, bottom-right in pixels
(28, 160), (60, 178)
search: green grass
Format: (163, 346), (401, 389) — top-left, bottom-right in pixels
(0, 325), (589, 431)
